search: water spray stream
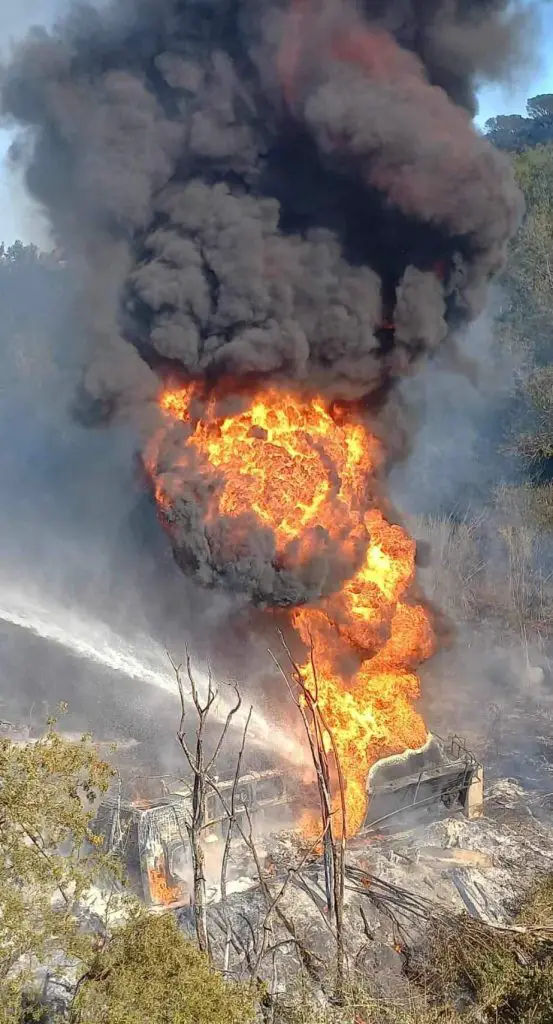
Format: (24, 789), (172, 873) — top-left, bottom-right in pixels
(0, 582), (305, 767)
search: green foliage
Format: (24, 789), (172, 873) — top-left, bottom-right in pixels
(0, 240), (64, 268)
(486, 112), (531, 152)
(516, 357), (553, 476)
(0, 721), (117, 1020)
(485, 93), (553, 151)
(526, 95), (553, 122)
(502, 144), (553, 337)
(510, 146), (553, 319)
(72, 911), (257, 1024)
(0, 722), (255, 1023)
(496, 143), (553, 480)
(513, 144), (553, 212)
(0, 241), (40, 265)
(454, 927), (553, 1024)
(524, 366), (553, 416)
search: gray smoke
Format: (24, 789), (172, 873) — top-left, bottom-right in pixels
(0, 0), (530, 606)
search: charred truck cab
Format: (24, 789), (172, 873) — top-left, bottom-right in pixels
(92, 769), (296, 910)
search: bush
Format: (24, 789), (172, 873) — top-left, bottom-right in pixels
(72, 911), (257, 1024)
(0, 721), (117, 1019)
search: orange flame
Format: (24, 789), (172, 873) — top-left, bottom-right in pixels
(145, 384), (434, 838)
(148, 857), (186, 906)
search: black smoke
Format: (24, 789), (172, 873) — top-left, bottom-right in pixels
(1, 0), (529, 605)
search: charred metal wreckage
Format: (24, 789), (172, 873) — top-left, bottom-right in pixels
(93, 736), (483, 911)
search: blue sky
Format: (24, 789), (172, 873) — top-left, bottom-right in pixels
(1, 0), (552, 246)
(477, 1), (553, 125)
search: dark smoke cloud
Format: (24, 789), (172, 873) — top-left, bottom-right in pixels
(2, 0), (527, 405)
(0, 0), (530, 606)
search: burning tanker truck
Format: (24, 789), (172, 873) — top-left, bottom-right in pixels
(3, 1), (524, 841)
(94, 743), (482, 911)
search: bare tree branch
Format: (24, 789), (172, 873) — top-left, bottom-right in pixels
(171, 647), (243, 957)
(220, 706), (253, 905)
(271, 631), (348, 1001)
(219, 705), (252, 976)
(205, 684), (242, 774)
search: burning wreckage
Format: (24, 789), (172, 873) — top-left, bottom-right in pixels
(3, 0), (525, 919)
(93, 736), (483, 911)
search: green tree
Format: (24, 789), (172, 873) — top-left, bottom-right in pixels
(526, 94), (553, 122)
(497, 143), (553, 496)
(72, 912), (257, 1024)
(511, 145), (553, 316)
(485, 112), (530, 152)
(486, 93), (553, 151)
(0, 721), (116, 1021)
(0, 723), (259, 1024)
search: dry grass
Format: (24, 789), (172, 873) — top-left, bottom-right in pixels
(410, 508), (553, 630)
(410, 513), (486, 621)
(409, 875), (553, 1024)
(518, 873), (553, 930)
(497, 482), (553, 531)
(272, 987), (461, 1024)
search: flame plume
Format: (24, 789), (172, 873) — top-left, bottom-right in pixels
(2, 0), (525, 832)
(146, 384), (434, 837)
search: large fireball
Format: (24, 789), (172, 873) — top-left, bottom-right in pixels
(146, 384), (434, 836)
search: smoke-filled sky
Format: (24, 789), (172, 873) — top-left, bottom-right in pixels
(0, 3), (549, 247)
(477, 0), (553, 123)
(0, 0), (111, 244)
(0, 0), (534, 655)
(0, 3), (57, 242)
(0, 0), (551, 246)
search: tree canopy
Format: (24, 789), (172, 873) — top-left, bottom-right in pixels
(485, 94), (553, 152)
(0, 722), (115, 1021)
(498, 143), (553, 484)
(0, 722), (258, 1023)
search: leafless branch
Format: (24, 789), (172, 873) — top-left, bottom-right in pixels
(220, 706), (253, 905)
(205, 684), (242, 774)
(272, 630), (347, 1001)
(218, 705), (252, 975)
